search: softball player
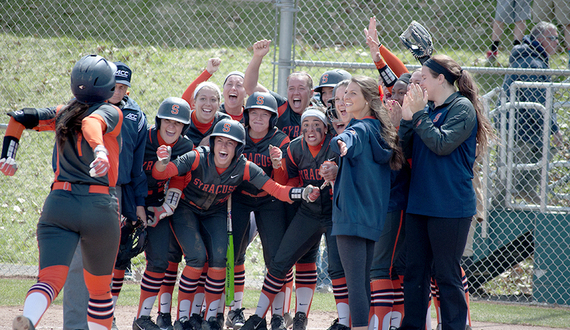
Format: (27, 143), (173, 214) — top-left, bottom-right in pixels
(132, 97), (194, 330)
(225, 92), (291, 329)
(397, 55), (493, 330)
(244, 39), (314, 140)
(151, 119), (317, 330)
(314, 69), (352, 108)
(240, 108), (341, 330)
(3, 55), (121, 330)
(155, 63), (230, 329)
(219, 71), (247, 123)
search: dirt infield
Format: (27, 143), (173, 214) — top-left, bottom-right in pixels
(1, 305), (568, 330)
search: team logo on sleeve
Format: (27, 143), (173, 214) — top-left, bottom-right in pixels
(433, 113), (442, 123)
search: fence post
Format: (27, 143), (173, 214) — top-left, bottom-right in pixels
(276, 0), (295, 97)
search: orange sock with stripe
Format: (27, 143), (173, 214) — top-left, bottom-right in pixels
(462, 267), (472, 327)
(231, 264), (246, 310)
(369, 279), (394, 330)
(111, 268), (125, 307)
(137, 271), (165, 317)
(158, 261), (178, 314)
(390, 276), (404, 328)
(294, 262), (317, 316)
(331, 277), (350, 327)
(256, 272), (285, 318)
(178, 266), (203, 320)
(204, 267), (226, 320)
(84, 270), (114, 329)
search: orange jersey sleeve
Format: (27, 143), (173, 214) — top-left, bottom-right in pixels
(181, 70), (213, 105)
(379, 45), (409, 77)
(82, 114), (107, 148)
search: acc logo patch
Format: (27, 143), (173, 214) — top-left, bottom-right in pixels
(125, 113), (138, 122)
(433, 113), (442, 123)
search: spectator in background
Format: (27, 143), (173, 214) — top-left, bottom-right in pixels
(502, 21), (563, 203)
(485, 0), (532, 66)
(531, 0), (570, 68)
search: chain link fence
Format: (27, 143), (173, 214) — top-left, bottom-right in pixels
(1, 0), (570, 308)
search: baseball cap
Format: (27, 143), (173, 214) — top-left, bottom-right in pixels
(114, 61), (132, 87)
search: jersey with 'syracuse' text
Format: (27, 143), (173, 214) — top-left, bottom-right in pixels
(270, 91), (302, 140)
(286, 133), (337, 217)
(236, 127), (290, 201)
(171, 146), (270, 215)
(143, 126), (194, 206)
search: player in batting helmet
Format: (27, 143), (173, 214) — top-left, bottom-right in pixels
(209, 119), (246, 161)
(156, 97), (192, 135)
(70, 54), (117, 104)
(244, 92), (279, 128)
(314, 69), (351, 106)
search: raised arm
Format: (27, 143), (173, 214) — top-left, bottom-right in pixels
(244, 39), (271, 95)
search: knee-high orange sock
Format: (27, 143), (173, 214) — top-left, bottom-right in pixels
(158, 261), (178, 314)
(111, 268), (125, 307)
(204, 267), (226, 320)
(430, 277), (441, 325)
(137, 271), (165, 317)
(191, 264), (208, 316)
(390, 276), (404, 328)
(369, 279), (394, 330)
(84, 270), (114, 329)
(294, 262), (316, 316)
(462, 267), (471, 327)
(279, 268), (294, 315)
(23, 266), (66, 326)
(231, 264), (246, 310)
(331, 277), (350, 327)
(178, 266), (203, 320)
(256, 272), (285, 318)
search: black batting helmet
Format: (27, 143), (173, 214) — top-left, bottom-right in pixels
(70, 55), (116, 104)
(156, 97), (192, 135)
(315, 69), (352, 104)
(244, 92), (279, 128)
(209, 119), (246, 157)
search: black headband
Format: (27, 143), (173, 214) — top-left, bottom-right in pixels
(424, 58), (459, 84)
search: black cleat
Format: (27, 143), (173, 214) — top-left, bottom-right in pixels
(326, 319), (349, 330)
(241, 314), (267, 330)
(292, 312), (307, 330)
(157, 312), (174, 330)
(133, 316), (162, 330)
(201, 316), (222, 330)
(225, 308), (246, 330)
(189, 313), (204, 330)
(270, 314), (286, 330)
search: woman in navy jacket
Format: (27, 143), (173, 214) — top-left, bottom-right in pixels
(330, 76), (404, 330)
(398, 55), (493, 330)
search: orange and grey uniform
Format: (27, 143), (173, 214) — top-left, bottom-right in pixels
(232, 127), (290, 268)
(5, 103), (122, 327)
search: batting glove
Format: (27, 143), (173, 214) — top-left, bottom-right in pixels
(146, 188), (181, 227)
(89, 145), (109, 177)
(302, 184), (320, 203)
(157, 145), (172, 165)
(0, 158), (18, 176)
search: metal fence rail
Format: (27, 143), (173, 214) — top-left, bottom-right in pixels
(1, 0), (570, 308)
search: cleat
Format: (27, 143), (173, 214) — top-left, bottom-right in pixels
(202, 316), (222, 330)
(283, 313), (293, 329)
(241, 315), (267, 330)
(112, 317), (119, 330)
(173, 317), (191, 330)
(217, 313), (224, 329)
(12, 316), (35, 330)
(225, 308), (246, 330)
(270, 314), (286, 330)
(133, 316), (162, 330)
(292, 312), (307, 330)
(327, 319), (349, 330)
(189, 313), (204, 330)
(157, 313), (174, 330)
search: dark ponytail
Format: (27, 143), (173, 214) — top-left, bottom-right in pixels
(55, 99), (90, 148)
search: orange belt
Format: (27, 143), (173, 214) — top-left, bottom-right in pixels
(51, 181), (110, 195)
